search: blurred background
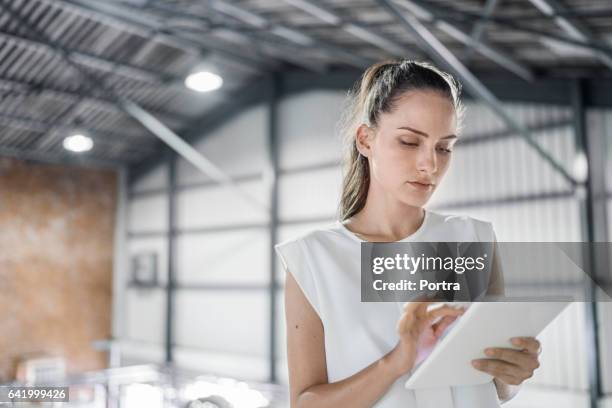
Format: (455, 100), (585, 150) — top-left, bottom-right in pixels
(0, 0), (611, 407)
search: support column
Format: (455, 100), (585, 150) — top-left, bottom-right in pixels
(165, 151), (177, 364)
(267, 73), (281, 383)
(572, 78), (605, 408)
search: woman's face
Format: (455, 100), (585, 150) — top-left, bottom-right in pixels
(356, 89), (458, 207)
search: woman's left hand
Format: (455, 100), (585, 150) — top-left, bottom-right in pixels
(471, 337), (541, 386)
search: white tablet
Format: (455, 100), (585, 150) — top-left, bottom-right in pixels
(404, 300), (572, 389)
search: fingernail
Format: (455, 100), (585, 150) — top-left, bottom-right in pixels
(485, 348), (494, 357)
(472, 361), (481, 368)
(511, 338), (521, 346)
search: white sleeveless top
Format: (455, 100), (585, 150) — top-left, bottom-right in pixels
(274, 209), (502, 408)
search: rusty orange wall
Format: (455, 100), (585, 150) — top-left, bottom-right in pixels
(0, 158), (117, 382)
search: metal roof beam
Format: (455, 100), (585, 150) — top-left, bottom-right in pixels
(0, 0), (167, 154)
(121, 97), (270, 214)
(207, 0), (373, 69)
(123, 0), (330, 73)
(283, 0), (420, 59)
(462, 0), (501, 62)
(377, 0), (578, 188)
(393, 0), (535, 81)
(129, 79), (268, 184)
(527, 0), (612, 71)
(0, 0), (271, 211)
(282, 68), (612, 106)
(0, 111), (154, 148)
(0, 30), (183, 88)
(58, 0), (274, 72)
(0, 29), (224, 113)
(0, 75), (190, 124)
(405, 0), (612, 62)
(285, 0), (532, 81)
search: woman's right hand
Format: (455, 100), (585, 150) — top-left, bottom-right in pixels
(388, 302), (466, 377)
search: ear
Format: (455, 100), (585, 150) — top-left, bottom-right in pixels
(355, 124), (373, 158)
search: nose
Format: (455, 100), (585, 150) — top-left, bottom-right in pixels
(416, 145), (437, 174)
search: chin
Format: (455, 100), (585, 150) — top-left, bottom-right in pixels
(400, 195), (430, 208)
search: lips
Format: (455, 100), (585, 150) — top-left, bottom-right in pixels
(407, 180), (434, 191)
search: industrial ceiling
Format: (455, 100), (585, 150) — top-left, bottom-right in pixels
(0, 0), (611, 168)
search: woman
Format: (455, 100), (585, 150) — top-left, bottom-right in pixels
(274, 59), (541, 407)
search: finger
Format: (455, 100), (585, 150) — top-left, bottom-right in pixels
(403, 295), (433, 312)
(432, 315), (459, 337)
(403, 295), (433, 310)
(472, 359), (530, 382)
(427, 304), (465, 321)
(473, 358), (534, 386)
(397, 302), (430, 335)
(511, 337), (541, 354)
(406, 293), (432, 303)
(475, 363), (524, 386)
(484, 347), (540, 371)
(402, 301), (430, 320)
(403, 301), (431, 311)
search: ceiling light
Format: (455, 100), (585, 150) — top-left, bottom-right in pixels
(572, 151), (589, 183)
(185, 71), (223, 92)
(63, 134), (93, 153)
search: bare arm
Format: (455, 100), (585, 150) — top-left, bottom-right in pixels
(285, 272), (464, 408)
(285, 271), (402, 408)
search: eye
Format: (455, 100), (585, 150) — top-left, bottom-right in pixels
(400, 141), (418, 147)
(437, 146), (453, 154)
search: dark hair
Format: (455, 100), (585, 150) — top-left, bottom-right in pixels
(336, 59), (465, 221)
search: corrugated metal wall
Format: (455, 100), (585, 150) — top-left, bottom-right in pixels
(587, 108), (612, 400)
(122, 89), (610, 405)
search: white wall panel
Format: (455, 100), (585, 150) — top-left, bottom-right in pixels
(275, 288), (288, 385)
(128, 194), (168, 233)
(432, 127), (575, 206)
(278, 166), (342, 221)
(601, 198), (612, 394)
(175, 229), (269, 285)
(119, 340), (165, 365)
(587, 108), (612, 192)
(278, 90), (344, 171)
(503, 385), (589, 408)
(435, 198), (581, 242)
(276, 359), (289, 388)
(130, 162), (168, 193)
(176, 104), (268, 185)
(176, 179), (268, 228)
(460, 102), (504, 136)
(174, 291), (268, 356)
(277, 222), (336, 244)
(124, 288), (166, 344)
(532, 302), (590, 391)
(600, 302), (612, 394)
(460, 102), (571, 139)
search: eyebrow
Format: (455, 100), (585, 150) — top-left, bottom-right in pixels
(397, 126), (457, 139)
